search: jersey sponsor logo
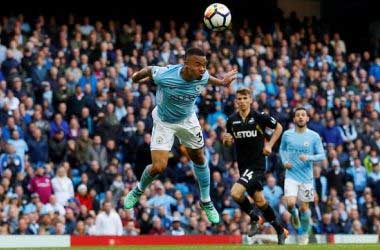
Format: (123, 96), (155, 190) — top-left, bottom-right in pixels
(233, 130), (257, 138)
(169, 93), (198, 102)
(232, 121), (241, 125)
(287, 146), (309, 154)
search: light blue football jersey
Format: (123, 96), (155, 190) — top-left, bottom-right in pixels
(279, 128), (326, 183)
(151, 64), (210, 123)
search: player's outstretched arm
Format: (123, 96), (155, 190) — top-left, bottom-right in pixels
(208, 69), (237, 86)
(131, 66), (153, 83)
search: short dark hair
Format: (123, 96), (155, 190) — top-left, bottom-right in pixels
(185, 47), (205, 59)
(236, 87), (251, 96)
(293, 107), (307, 118)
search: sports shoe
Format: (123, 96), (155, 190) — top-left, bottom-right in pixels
(277, 228), (289, 245)
(297, 233), (309, 245)
(124, 187), (143, 209)
(248, 216), (264, 237)
(200, 201), (220, 224)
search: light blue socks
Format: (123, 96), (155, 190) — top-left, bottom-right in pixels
(193, 162), (211, 202)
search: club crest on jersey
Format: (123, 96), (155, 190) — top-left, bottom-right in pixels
(156, 136), (164, 144)
(195, 85), (204, 92)
(304, 141), (309, 147)
(248, 118), (255, 124)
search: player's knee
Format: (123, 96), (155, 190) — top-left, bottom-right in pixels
(189, 152), (205, 165)
(255, 197), (267, 207)
(192, 157), (205, 165)
(230, 188), (244, 202)
(286, 198), (297, 209)
(151, 161), (167, 175)
(300, 202), (309, 212)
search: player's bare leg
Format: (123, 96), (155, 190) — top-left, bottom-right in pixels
(254, 191), (288, 245)
(124, 150), (169, 209)
(231, 183), (262, 236)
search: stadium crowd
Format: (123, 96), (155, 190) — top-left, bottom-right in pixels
(0, 11), (380, 237)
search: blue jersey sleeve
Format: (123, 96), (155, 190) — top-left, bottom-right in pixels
(308, 133), (326, 162)
(151, 66), (166, 85)
(279, 131), (289, 164)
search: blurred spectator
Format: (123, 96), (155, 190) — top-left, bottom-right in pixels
(51, 165), (74, 206)
(42, 195), (65, 216)
(0, 143), (24, 177)
(263, 174), (283, 209)
(318, 213), (338, 234)
(124, 219), (139, 236)
(313, 164), (328, 203)
(170, 216), (185, 236)
(13, 218), (33, 235)
(93, 201), (122, 235)
(88, 134), (107, 169)
(346, 158), (367, 196)
(75, 184), (93, 211)
(26, 128), (48, 165)
(146, 182), (176, 216)
(28, 165), (53, 204)
(327, 159), (349, 198)
(322, 118), (343, 147)
(7, 130), (28, 160)
(148, 216), (166, 235)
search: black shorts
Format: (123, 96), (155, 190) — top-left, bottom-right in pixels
(237, 168), (266, 196)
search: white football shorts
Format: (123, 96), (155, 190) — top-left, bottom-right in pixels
(150, 107), (204, 151)
(284, 178), (314, 202)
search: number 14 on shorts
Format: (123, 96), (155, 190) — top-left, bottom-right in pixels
(242, 169), (254, 180)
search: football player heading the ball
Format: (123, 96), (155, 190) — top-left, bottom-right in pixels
(124, 47), (237, 224)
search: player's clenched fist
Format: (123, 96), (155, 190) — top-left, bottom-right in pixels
(263, 145), (272, 156)
(223, 133), (234, 147)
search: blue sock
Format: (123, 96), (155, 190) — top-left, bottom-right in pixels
(193, 162), (211, 202)
(288, 206), (301, 230)
(300, 209), (311, 234)
(289, 206), (299, 219)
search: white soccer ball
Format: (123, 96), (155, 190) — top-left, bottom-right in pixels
(203, 3), (231, 31)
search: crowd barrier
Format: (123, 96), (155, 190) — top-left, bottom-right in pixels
(0, 234), (378, 248)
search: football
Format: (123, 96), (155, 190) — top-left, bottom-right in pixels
(203, 3), (231, 31)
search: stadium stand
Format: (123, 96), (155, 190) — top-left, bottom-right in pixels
(0, 10), (380, 238)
